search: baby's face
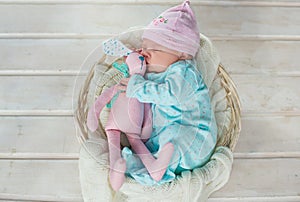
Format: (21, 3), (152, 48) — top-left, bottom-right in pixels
(138, 39), (181, 73)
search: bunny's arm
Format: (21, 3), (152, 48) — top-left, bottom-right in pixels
(87, 85), (118, 132)
(140, 103), (153, 142)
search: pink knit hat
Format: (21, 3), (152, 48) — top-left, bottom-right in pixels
(142, 0), (200, 57)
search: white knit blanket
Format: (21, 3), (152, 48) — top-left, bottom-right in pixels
(78, 29), (234, 201)
(79, 140), (233, 202)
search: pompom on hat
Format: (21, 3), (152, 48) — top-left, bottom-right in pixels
(142, 0), (200, 57)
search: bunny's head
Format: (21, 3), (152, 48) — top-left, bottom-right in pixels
(125, 52), (147, 76)
(112, 52), (147, 78)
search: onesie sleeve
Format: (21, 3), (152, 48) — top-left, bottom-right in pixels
(126, 64), (195, 106)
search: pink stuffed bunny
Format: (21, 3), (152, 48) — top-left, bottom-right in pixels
(87, 52), (174, 191)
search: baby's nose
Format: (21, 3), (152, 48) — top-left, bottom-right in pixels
(139, 50), (147, 58)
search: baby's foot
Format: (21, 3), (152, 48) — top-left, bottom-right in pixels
(149, 142), (174, 182)
(109, 158), (127, 191)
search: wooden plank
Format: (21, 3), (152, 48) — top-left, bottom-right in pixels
(1, 39), (300, 75)
(1, 75), (299, 114)
(211, 158), (300, 198)
(232, 75), (300, 114)
(214, 40), (300, 75)
(0, 39), (101, 71)
(236, 116), (300, 153)
(0, 5), (299, 35)
(0, 116), (299, 156)
(0, 117), (80, 155)
(0, 160), (82, 201)
(0, 158), (299, 200)
(0, 75), (85, 111)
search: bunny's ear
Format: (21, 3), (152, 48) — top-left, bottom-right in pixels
(103, 39), (132, 57)
(112, 62), (130, 78)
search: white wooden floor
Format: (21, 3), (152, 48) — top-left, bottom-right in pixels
(1, 0), (300, 201)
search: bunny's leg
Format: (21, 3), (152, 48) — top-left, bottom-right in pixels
(106, 129), (126, 191)
(126, 133), (174, 182)
(140, 103), (153, 142)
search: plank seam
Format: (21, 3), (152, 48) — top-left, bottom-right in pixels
(0, 70), (88, 76)
(2, 70), (300, 77)
(0, 110), (74, 116)
(1, 33), (300, 41)
(208, 196), (300, 202)
(2, 110), (300, 117)
(0, 0), (300, 7)
(0, 194), (299, 202)
(0, 193), (82, 202)
(1, 152), (300, 160)
(0, 153), (80, 160)
(234, 152), (300, 159)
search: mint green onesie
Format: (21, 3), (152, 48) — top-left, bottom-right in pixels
(122, 59), (217, 186)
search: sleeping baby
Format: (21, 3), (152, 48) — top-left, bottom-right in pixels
(118, 0), (218, 186)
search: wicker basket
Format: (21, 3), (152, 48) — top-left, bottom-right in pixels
(74, 32), (242, 201)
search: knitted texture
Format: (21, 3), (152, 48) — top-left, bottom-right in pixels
(79, 142), (233, 202)
(142, 0), (200, 57)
